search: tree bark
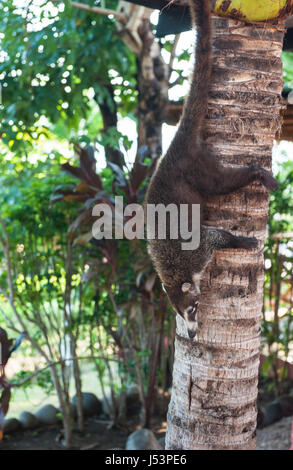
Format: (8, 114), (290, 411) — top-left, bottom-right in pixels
(50, 365), (73, 448)
(137, 18), (169, 160)
(166, 16), (285, 450)
(97, 83), (126, 168)
(71, 337), (85, 432)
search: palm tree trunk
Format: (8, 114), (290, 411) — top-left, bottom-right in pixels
(165, 15), (285, 451)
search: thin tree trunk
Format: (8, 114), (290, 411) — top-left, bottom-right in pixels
(137, 18), (169, 160)
(64, 240), (84, 433)
(98, 83), (125, 168)
(272, 242), (281, 394)
(144, 303), (166, 428)
(71, 338), (85, 432)
(50, 365), (73, 448)
(166, 16), (285, 450)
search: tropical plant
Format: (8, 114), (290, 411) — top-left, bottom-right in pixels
(262, 159), (293, 394)
(0, 156), (92, 447)
(53, 145), (174, 427)
(0, 327), (25, 439)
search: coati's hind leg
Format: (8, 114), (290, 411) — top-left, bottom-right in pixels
(202, 225), (258, 252)
(198, 164), (278, 196)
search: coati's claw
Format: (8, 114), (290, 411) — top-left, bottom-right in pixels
(261, 170), (279, 191)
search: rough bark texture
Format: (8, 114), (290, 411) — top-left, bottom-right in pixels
(137, 18), (169, 160)
(116, 5), (170, 162)
(165, 16), (285, 451)
(97, 83), (125, 168)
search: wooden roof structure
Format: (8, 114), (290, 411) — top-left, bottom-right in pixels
(126, 0), (191, 36)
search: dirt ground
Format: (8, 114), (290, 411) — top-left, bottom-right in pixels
(0, 416), (166, 450)
(0, 415), (291, 450)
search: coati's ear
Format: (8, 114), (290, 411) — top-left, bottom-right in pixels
(181, 282), (191, 293)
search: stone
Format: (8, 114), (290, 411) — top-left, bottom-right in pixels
(101, 395), (112, 416)
(19, 411), (39, 430)
(277, 395), (293, 417)
(158, 436), (165, 449)
(99, 412), (110, 420)
(126, 384), (141, 417)
(125, 429), (163, 450)
(35, 404), (59, 425)
(70, 403), (77, 419)
(263, 402), (283, 427)
(72, 392), (102, 417)
(101, 385), (142, 418)
(3, 418), (21, 434)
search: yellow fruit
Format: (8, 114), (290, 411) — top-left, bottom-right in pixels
(214, 0), (288, 22)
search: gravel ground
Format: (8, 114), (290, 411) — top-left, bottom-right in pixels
(256, 416), (292, 450)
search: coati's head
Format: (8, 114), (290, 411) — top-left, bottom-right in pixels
(163, 281), (200, 339)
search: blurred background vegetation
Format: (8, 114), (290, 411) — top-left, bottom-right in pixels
(0, 0), (292, 448)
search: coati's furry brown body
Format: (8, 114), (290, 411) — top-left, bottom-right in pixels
(145, 0), (278, 338)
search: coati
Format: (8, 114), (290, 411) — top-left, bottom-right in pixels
(145, 0), (278, 339)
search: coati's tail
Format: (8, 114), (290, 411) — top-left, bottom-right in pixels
(175, 0), (212, 143)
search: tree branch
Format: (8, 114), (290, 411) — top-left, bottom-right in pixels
(51, 0), (127, 22)
(0, 307), (22, 334)
(10, 355), (120, 387)
(169, 34), (180, 78)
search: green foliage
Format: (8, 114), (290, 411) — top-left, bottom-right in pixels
(0, 0), (136, 151)
(12, 369), (55, 395)
(0, 0), (186, 431)
(268, 158), (293, 235)
(0, 155), (78, 310)
(54, 148), (174, 421)
(0, 153), (94, 349)
(282, 51), (293, 87)
(262, 155), (293, 394)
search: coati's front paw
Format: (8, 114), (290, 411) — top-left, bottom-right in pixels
(259, 169), (279, 191)
(233, 236), (258, 250)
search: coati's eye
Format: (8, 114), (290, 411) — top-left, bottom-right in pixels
(186, 306), (195, 315)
